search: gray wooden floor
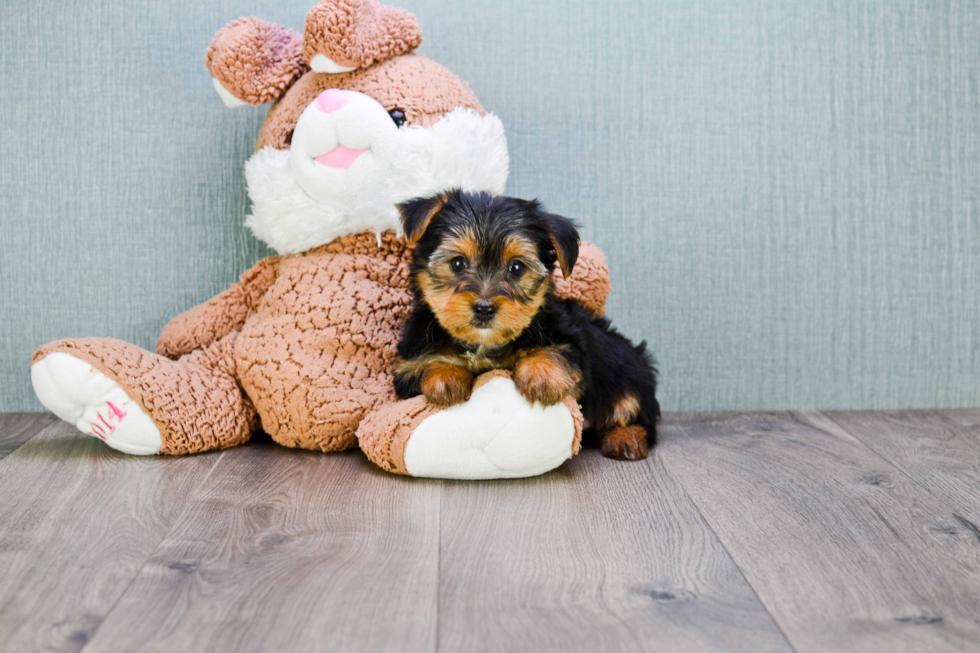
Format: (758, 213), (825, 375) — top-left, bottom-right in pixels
(1, 410), (979, 653)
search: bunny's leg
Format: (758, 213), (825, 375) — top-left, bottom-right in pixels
(32, 333), (255, 455)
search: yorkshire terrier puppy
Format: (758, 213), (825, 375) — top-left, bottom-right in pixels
(393, 190), (660, 460)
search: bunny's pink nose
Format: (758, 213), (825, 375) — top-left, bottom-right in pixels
(316, 89), (350, 113)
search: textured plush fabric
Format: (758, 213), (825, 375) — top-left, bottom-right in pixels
(156, 256), (281, 358)
(553, 242), (609, 319)
(34, 335), (258, 455)
(208, 2), (467, 150)
(257, 54), (484, 150)
(4, 0), (980, 413)
(234, 231), (410, 452)
(245, 107), (508, 254)
(35, 232), (608, 454)
(357, 394), (437, 474)
(302, 0), (422, 69)
(358, 370), (584, 476)
(207, 18), (308, 106)
(27, 0), (612, 470)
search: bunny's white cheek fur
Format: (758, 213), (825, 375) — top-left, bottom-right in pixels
(244, 104), (509, 255)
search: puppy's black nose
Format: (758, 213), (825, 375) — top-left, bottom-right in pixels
(473, 300), (496, 321)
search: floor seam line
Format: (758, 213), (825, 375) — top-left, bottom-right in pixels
(804, 410), (977, 519)
(0, 416), (60, 465)
(78, 449), (229, 652)
(435, 479), (443, 653)
(657, 433), (802, 653)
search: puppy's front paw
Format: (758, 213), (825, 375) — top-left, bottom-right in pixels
(421, 363), (474, 407)
(513, 348), (580, 406)
(601, 425), (649, 461)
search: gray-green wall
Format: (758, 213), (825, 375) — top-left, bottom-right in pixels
(2, 0), (978, 412)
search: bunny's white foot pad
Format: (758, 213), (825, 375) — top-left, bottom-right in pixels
(404, 377), (577, 479)
(31, 352), (162, 455)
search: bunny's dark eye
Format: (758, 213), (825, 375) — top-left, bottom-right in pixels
(450, 256), (468, 273)
(508, 261), (525, 278)
(389, 109), (407, 127)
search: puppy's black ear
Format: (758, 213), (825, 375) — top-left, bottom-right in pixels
(397, 193), (448, 246)
(543, 212), (580, 278)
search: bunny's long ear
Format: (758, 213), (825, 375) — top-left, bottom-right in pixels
(397, 193), (448, 246)
(303, 0), (422, 73)
(207, 18), (307, 107)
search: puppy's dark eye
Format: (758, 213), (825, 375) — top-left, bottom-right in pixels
(388, 109), (407, 127)
(450, 256), (468, 273)
(508, 261), (525, 278)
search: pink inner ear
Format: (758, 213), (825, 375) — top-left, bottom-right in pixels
(316, 89), (350, 113)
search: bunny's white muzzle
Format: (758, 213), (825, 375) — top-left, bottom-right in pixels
(244, 92), (509, 255)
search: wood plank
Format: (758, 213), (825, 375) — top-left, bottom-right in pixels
(81, 441), (441, 653)
(0, 412), (57, 460)
(658, 412), (980, 653)
(0, 421), (221, 652)
(818, 409), (980, 524)
(437, 448), (793, 653)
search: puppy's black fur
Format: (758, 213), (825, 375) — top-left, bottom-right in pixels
(394, 190), (660, 459)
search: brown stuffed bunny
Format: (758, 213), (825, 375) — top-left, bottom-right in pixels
(31, 0), (611, 479)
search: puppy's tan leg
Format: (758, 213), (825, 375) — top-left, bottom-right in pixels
(421, 362), (474, 407)
(600, 425), (648, 460)
(513, 347), (580, 406)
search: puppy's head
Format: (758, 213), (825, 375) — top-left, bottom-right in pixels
(398, 190), (579, 347)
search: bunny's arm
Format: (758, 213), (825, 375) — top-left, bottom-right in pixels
(156, 257), (280, 359)
(553, 241), (611, 318)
